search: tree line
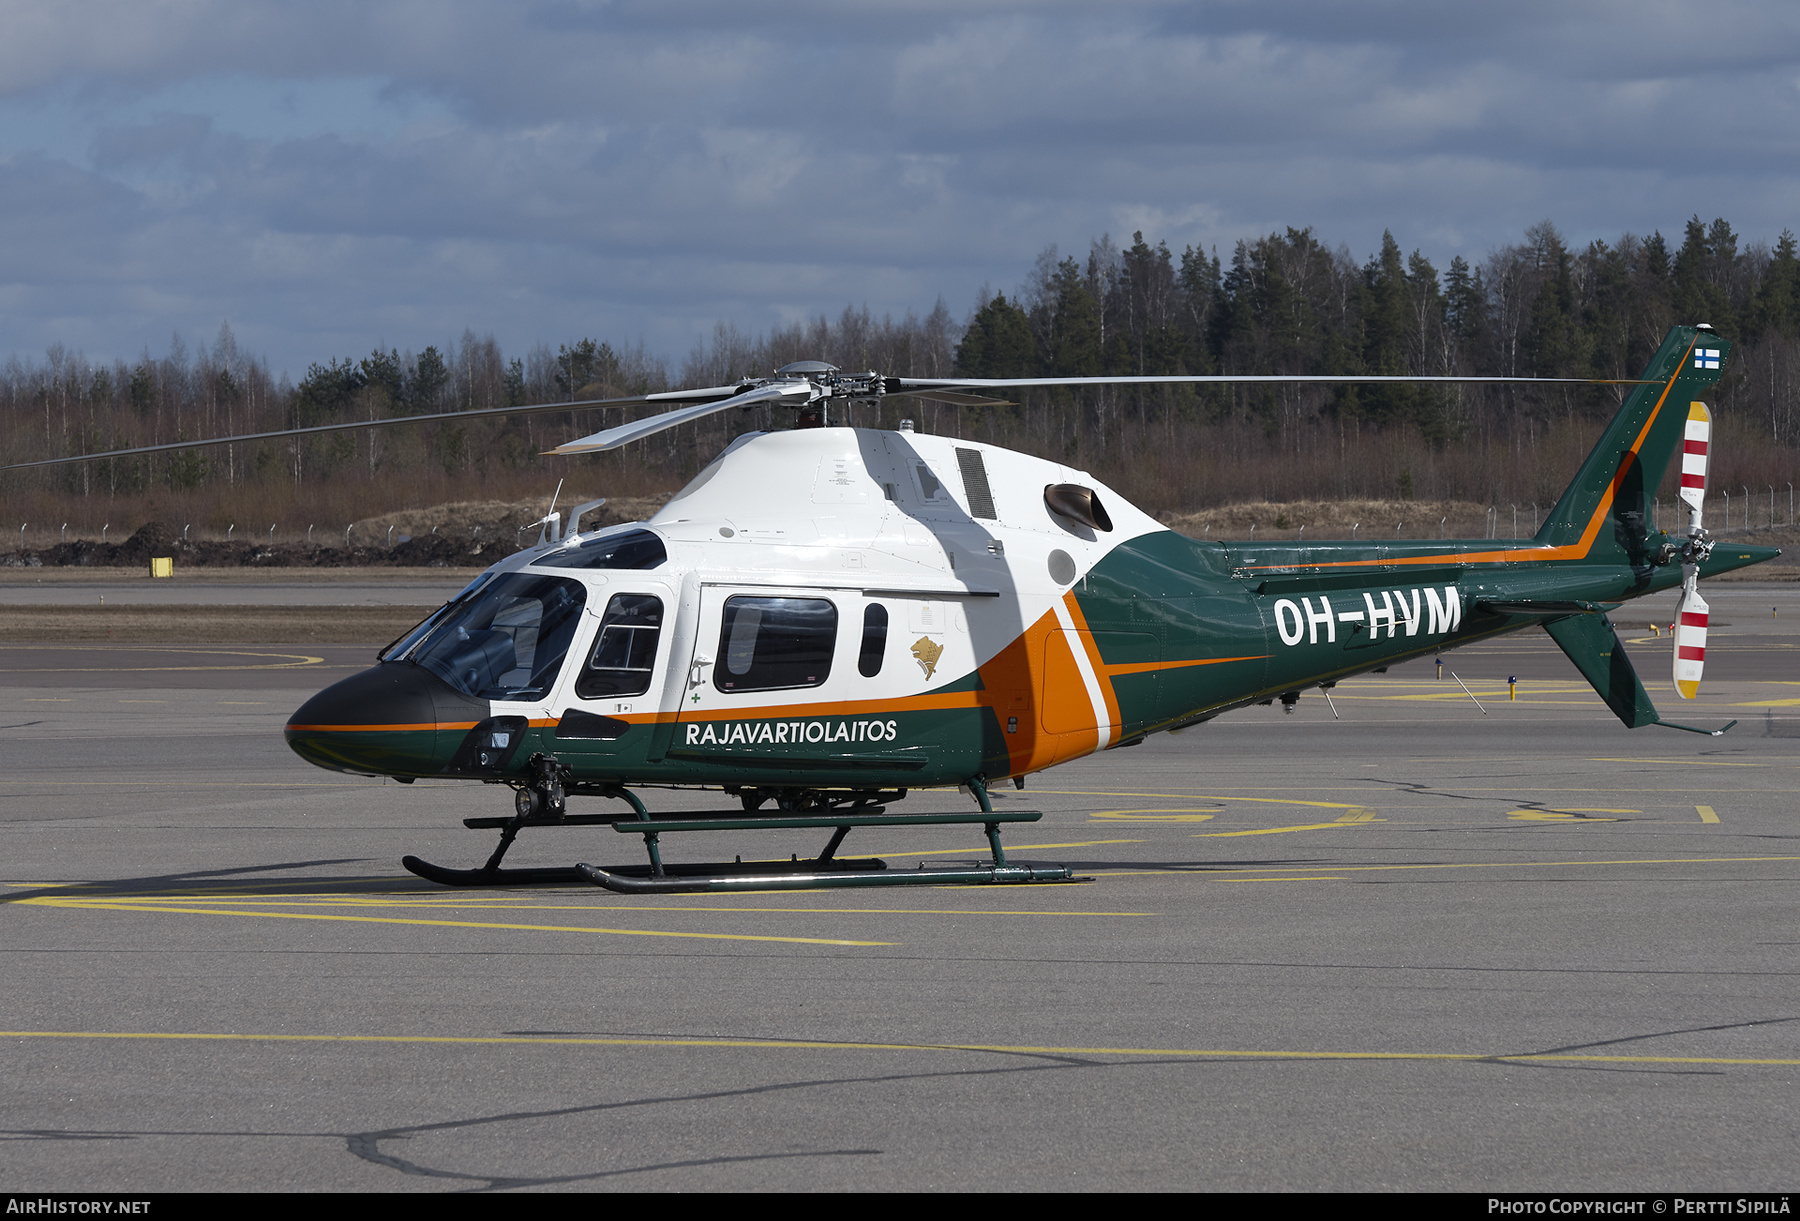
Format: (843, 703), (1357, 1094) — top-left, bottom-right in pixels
(3, 216), (1798, 540)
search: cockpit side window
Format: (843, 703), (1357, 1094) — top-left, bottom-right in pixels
(715, 597), (837, 692)
(577, 594), (664, 699)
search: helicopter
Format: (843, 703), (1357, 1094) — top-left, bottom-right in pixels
(11, 324), (1777, 892)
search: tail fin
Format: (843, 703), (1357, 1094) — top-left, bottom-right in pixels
(1536, 325), (1729, 560)
(1542, 612), (1659, 728)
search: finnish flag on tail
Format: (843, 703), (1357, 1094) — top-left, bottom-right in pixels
(1695, 348), (1721, 369)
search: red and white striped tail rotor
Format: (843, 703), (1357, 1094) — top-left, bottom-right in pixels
(1673, 586), (1709, 699)
(1673, 401), (1713, 700)
(1678, 402), (1711, 522)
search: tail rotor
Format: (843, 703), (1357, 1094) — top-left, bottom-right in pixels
(1673, 402), (1714, 699)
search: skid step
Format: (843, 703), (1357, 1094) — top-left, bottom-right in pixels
(462, 813), (622, 830)
(612, 810), (1042, 834)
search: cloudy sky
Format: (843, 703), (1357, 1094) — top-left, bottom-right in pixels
(3, 0), (1798, 378)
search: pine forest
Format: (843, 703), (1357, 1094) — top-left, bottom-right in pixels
(5, 216), (1800, 551)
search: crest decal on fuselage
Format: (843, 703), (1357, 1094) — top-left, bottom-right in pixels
(911, 636), (944, 679)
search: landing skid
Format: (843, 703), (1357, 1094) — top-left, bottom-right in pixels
(401, 777), (1079, 892)
(400, 857), (586, 887)
(398, 854), (890, 889)
(575, 860), (1077, 894)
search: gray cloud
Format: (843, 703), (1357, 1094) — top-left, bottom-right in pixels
(1, 0), (1797, 375)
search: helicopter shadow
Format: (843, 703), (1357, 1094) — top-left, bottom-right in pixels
(0, 857), (440, 903)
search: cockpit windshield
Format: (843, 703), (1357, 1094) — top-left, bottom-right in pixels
(405, 573), (587, 701)
(379, 571), (496, 662)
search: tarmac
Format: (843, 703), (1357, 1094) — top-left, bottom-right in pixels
(0, 582), (1795, 1191)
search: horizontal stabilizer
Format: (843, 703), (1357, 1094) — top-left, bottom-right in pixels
(1542, 613), (1659, 729)
(1477, 599), (1619, 617)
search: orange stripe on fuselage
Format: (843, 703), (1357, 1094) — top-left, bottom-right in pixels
(288, 689), (1003, 736)
(676, 688), (998, 723)
(1103, 655), (1267, 677)
(1060, 592), (1122, 730)
(284, 720), (481, 733)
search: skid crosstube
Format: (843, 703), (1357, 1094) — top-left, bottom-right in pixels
(595, 803), (1067, 892)
(401, 782), (649, 886)
(401, 780), (1080, 891)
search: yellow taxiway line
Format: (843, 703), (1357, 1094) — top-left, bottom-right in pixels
(845, 838), (1143, 859)
(0, 648), (327, 672)
(2, 1029), (1795, 1069)
(1099, 853), (1800, 879)
(1193, 809), (1380, 837)
(16, 896), (891, 946)
(18, 894), (1149, 917)
(1034, 788), (1366, 811)
(1588, 758), (1769, 766)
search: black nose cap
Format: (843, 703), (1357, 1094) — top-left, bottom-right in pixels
(285, 664), (488, 776)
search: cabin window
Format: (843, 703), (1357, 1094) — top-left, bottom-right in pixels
(576, 593), (663, 699)
(715, 597), (837, 692)
(858, 603), (888, 677)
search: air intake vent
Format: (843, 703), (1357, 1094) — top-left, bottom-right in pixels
(955, 447), (997, 519)
(1044, 483), (1113, 532)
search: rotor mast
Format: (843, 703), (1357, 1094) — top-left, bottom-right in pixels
(770, 361), (886, 429)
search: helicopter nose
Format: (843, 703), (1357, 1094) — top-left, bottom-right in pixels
(285, 664), (489, 777)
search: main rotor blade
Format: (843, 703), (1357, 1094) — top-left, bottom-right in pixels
(0, 384), (747, 473)
(890, 389), (1017, 408)
(569, 370), (1651, 450)
(893, 373), (1653, 393)
(544, 380), (814, 455)
(7, 365), (1660, 474)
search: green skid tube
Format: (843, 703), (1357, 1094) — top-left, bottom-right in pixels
(404, 776), (1079, 891)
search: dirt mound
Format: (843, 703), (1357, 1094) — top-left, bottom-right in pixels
(113, 521), (177, 566)
(7, 495), (1790, 569)
(1, 521), (504, 569)
(0, 497), (678, 569)
(350, 496), (670, 547)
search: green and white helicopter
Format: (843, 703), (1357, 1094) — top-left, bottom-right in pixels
(17, 324), (1774, 891)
